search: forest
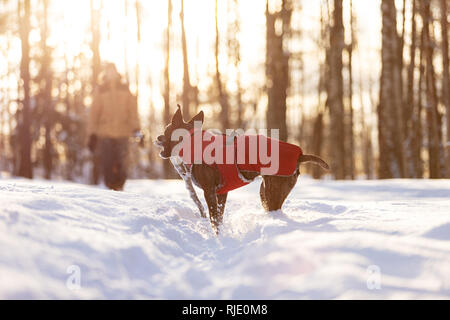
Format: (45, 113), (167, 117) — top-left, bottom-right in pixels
(0, 0), (449, 182)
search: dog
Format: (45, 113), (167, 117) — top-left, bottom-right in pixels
(156, 106), (330, 234)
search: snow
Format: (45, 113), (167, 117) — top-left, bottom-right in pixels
(0, 176), (450, 299)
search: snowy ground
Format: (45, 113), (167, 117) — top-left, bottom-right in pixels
(0, 176), (449, 299)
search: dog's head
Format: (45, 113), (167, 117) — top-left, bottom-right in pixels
(155, 105), (204, 159)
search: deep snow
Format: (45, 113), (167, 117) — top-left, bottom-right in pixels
(0, 176), (449, 299)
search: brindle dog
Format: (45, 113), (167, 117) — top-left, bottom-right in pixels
(156, 107), (330, 234)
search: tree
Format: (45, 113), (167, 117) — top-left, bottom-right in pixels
(17, 0), (33, 179)
(440, 0), (450, 177)
(420, 0), (445, 178)
(163, 0), (174, 178)
(311, 0), (329, 180)
(90, 0), (102, 184)
(227, 0), (244, 128)
(180, 0), (193, 120)
(327, 0), (346, 179)
(135, 0), (141, 100)
(346, 0), (355, 179)
(40, 0), (53, 180)
(123, 0), (130, 84)
(215, 0), (230, 131)
(266, 0), (291, 142)
(378, 0), (406, 179)
(404, 0), (420, 178)
(90, 0), (101, 92)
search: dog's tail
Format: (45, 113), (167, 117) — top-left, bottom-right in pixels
(298, 154), (330, 170)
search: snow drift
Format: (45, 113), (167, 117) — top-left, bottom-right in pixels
(0, 177), (449, 299)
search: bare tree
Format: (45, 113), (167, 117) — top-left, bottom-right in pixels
(439, 0), (450, 177)
(163, 0), (173, 178)
(180, 0), (192, 120)
(346, 0), (355, 179)
(17, 0), (33, 179)
(378, 0), (406, 179)
(328, 0), (346, 179)
(123, 0), (130, 84)
(135, 0), (141, 100)
(215, 0), (230, 131)
(420, 0), (444, 178)
(311, 0), (329, 180)
(90, 0), (102, 184)
(266, 0), (291, 142)
(90, 0), (101, 92)
(40, 0), (53, 179)
(227, 0), (243, 128)
(404, 0), (419, 178)
(414, 21), (426, 179)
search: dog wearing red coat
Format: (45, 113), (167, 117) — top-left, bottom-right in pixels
(156, 106), (330, 234)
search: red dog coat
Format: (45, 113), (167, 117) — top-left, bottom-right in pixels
(178, 130), (302, 194)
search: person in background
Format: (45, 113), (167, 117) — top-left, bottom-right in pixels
(87, 63), (143, 191)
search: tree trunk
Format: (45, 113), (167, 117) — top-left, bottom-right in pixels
(135, 0), (141, 101)
(312, 112), (324, 179)
(347, 0), (355, 179)
(215, 0), (230, 131)
(163, 0), (173, 178)
(358, 50), (374, 180)
(0, 76), (5, 170)
(18, 0), (33, 179)
(90, 0), (102, 184)
(405, 0), (418, 178)
(180, 0), (192, 120)
(41, 0), (53, 180)
(421, 0), (444, 178)
(90, 0), (101, 91)
(414, 25), (426, 179)
(440, 0), (450, 177)
(266, 0), (291, 142)
(123, 0), (129, 84)
(378, 0), (406, 179)
(328, 0), (346, 179)
(227, 0), (243, 129)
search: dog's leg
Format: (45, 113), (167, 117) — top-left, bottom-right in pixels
(217, 193), (228, 226)
(260, 182), (270, 212)
(171, 158), (207, 218)
(204, 190), (221, 234)
(185, 178), (207, 218)
(191, 164), (223, 233)
(261, 174), (299, 212)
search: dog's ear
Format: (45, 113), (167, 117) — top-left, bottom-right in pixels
(188, 111), (204, 126)
(171, 105), (184, 126)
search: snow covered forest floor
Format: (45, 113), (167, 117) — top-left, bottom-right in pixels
(0, 176), (449, 299)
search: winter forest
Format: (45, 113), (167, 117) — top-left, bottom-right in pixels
(0, 0), (449, 182)
(1, 0), (450, 301)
